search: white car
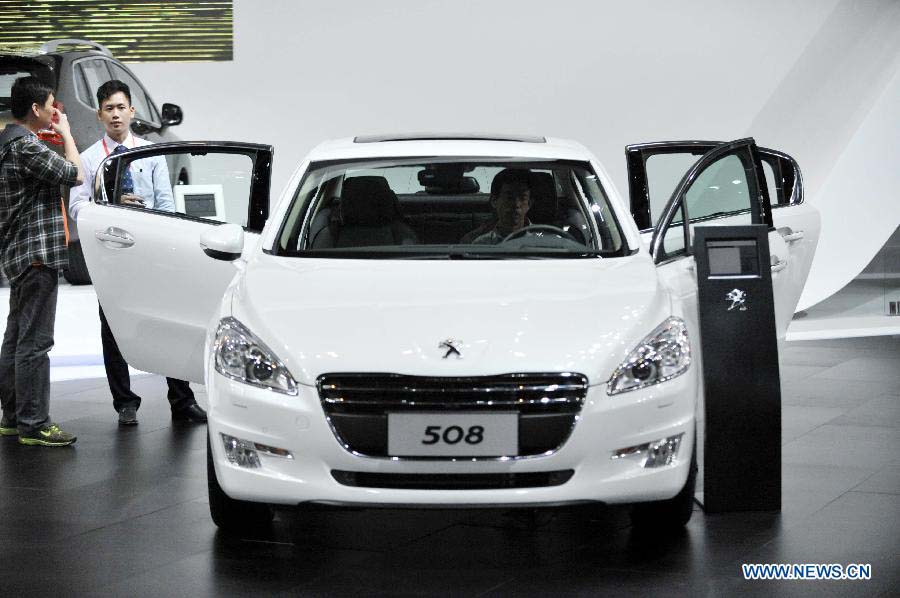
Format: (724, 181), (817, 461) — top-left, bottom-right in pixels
(79, 133), (819, 533)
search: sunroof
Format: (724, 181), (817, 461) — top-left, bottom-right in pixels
(354, 133), (546, 144)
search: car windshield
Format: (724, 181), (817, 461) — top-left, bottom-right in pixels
(276, 158), (626, 259)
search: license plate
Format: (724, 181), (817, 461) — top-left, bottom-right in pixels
(387, 412), (518, 457)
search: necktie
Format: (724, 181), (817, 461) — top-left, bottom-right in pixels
(112, 144), (134, 194)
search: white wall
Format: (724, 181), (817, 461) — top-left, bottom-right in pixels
(746, 0), (900, 309)
(129, 0), (900, 309)
(796, 65), (900, 309)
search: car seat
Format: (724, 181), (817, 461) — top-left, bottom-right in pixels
(329, 176), (418, 248)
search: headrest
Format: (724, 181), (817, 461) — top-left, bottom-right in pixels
(340, 176), (397, 226)
(527, 172), (558, 224)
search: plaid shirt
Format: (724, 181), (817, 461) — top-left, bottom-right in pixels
(0, 126), (78, 281)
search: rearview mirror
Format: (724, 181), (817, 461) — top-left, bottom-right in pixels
(200, 223), (244, 261)
(161, 103), (183, 127)
(417, 164), (480, 194)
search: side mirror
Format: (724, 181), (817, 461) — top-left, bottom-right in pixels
(161, 103), (183, 127)
(130, 118), (159, 136)
(200, 223), (244, 261)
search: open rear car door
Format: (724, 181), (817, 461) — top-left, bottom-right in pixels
(626, 138), (820, 339)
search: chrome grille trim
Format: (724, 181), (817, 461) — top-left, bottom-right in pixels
(318, 372), (587, 409)
(319, 383), (589, 394)
(317, 373), (589, 460)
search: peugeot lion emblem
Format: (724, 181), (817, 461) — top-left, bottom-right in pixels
(439, 339), (463, 359)
(725, 288), (748, 311)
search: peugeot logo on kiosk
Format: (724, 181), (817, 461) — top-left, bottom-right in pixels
(725, 288), (748, 311)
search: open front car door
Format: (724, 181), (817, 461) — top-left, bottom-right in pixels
(626, 138), (820, 339)
(77, 141), (273, 382)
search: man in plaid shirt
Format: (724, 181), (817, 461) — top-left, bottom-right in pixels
(0, 76), (83, 446)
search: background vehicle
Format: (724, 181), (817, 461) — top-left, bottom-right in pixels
(0, 38), (186, 284)
(77, 134), (819, 535)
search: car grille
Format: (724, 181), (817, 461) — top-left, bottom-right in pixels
(331, 470), (575, 490)
(317, 373), (589, 459)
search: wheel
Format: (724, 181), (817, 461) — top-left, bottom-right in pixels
(630, 439), (697, 531)
(63, 241), (92, 285)
(207, 434), (274, 532)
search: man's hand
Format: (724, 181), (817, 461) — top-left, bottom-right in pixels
(120, 193), (146, 206)
(54, 112), (83, 185)
(50, 111), (73, 139)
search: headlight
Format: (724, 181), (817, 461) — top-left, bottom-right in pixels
(214, 317), (298, 395)
(607, 317), (690, 395)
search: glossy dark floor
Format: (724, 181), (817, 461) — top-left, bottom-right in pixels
(1, 337), (898, 597)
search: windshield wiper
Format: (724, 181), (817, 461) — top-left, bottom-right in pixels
(292, 248), (604, 260)
(390, 252), (511, 260)
(448, 250), (603, 259)
(450, 251), (523, 260)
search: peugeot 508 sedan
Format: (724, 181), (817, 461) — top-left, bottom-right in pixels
(77, 133), (819, 534)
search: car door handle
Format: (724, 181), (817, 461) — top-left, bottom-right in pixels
(777, 227), (804, 243)
(770, 255), (788, 273)
(95, 228), (135, 247)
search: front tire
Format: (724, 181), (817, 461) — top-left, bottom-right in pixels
(630, 440), (697, 531)
(207, 435), (274, 532)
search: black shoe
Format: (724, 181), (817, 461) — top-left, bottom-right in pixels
(118, 406), (138, 426)
(172, 404), (207, 423)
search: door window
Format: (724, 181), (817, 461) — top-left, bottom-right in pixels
(758, 152), (802, 207)
(761, 160), (778, 208)
(656, 148), (757, 260)
(77, 59), (113, 108)
(645, 152), (699, 228)
(100, 147), (271, 231)
(108, 63), (159, 123)
(682, 154), (752, 221)
(73, 64), (91, 106)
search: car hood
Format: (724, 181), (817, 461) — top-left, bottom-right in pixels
(231, 255), (670, 387)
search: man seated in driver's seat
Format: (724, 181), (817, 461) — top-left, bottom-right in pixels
(467, 169), (533, 245)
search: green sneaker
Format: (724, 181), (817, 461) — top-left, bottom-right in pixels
(18, 423), (76, 447)
(0, 415), (17, 436)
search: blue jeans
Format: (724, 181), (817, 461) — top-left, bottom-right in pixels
(0, 266), (58, 434)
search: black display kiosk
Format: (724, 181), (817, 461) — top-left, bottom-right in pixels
(693, 225), (781, 513)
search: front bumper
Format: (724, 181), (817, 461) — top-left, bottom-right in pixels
(207, 368), (697, 507)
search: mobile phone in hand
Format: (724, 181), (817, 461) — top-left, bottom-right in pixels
(121, 194), (146, 206)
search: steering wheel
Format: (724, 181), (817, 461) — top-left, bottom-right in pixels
(501, 224), (580, 244)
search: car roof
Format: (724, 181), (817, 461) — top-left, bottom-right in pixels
(0, 39), (112, 60)
(305, 134), (594, 162)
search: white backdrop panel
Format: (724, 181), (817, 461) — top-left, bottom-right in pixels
(128, 0), (900, 309)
